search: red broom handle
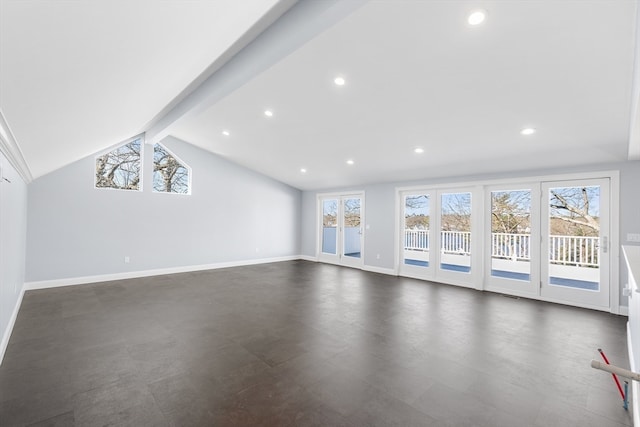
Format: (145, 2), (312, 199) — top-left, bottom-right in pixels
(598, 348), (625, 400)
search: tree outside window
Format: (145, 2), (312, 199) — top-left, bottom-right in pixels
(95, 138), (142, 190)
(153, 143), (190, 194)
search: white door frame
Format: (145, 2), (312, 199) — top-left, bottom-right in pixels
(317, 192), (365, 268)
(395, 170), (620, 313)
(540, 178), (610, 309)
(434, 187), (483, 289)
(396, 186), (483, 289)
(484, 183), (541, 298)
(398, 190), (436, 280)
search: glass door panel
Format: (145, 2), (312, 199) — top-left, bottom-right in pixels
(322, 199), (338, 255)
(343, 198), (361, 259)
(439, 192), (472, 273)
(403, 194), (430, 268)
(484, 185), (539, 297)
(541, 179), (609, 308)
(490, 189), (532, 281)
(547, 185), (600, 290)
(319, 194), (364, 268)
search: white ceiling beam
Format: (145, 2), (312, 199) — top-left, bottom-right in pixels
(145, 0), (369, 144)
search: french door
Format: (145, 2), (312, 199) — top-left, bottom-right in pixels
(319, 194), (364, 268)
(541, 179), (610, 308)
(399, 188), (479, 288)
(399, 178), (612, 310)
(485, 184), (540, 297)
(400, 191), (434, 277)
(485, 178), (610, 309)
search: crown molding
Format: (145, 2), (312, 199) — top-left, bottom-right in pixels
(0, 110), (33, 183)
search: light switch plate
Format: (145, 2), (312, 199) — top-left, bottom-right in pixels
(627, 233), (640, 242)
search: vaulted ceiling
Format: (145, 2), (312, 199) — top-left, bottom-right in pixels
(0, 0), (292, 179)
(2, 0), (639, 190)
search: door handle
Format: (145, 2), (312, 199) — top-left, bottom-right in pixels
(602, 236), (608, 253)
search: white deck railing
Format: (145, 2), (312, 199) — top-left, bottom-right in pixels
(492, 233), (530, 261)
(404, 230), (470, 254)
(404, 230), (599, 267)
(549, 234), (599, 267)
(404, 229), (429, 252)
(441, 231), (471, 255)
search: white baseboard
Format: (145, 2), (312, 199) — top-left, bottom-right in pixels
(299, 255), (318, 262)
(362, 265), (396, 276)
(1, 286), (25, 366)
(619, 306), (630, 316)
(24, 255), (302, 291)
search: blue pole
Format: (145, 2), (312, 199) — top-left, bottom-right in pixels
(624, 381), (629, 410)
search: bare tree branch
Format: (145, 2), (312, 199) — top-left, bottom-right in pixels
(550, 188), (599, 232)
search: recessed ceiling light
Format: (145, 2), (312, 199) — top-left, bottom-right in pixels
(264, 110), (273, 117)
(520, 127), (536, 136)
(334, 76), (346, 86)
(300, 168), (307, 174)
(346, 159), (355, 165)
(222, 130), (230, 136)
(414, 147), (425, 154)
(468, 10), (486, 26)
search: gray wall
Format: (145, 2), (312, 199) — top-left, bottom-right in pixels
(0, 150), (27, 352)
(26, 136), (301, 282)
(301, 161), (640, 306)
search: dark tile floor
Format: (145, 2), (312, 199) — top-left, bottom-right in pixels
(0, 260), (633, 426)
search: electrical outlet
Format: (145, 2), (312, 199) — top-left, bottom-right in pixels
(124, 256), (130, 263)
(627, 233), (640, 243)
(376, 254), (381, 259)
